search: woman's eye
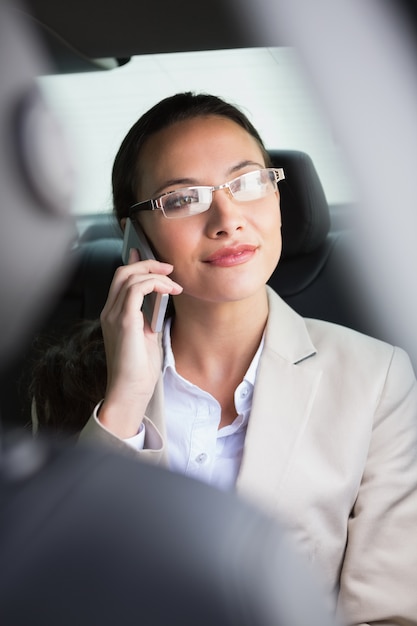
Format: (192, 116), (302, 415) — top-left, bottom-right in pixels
(230, 180), (242, 194)
(165, 192), (197, 210)
(179, 195), (195, 205)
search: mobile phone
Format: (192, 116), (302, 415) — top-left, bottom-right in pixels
(122, 218), (169, 332)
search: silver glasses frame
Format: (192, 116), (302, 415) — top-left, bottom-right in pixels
(129, 167), (285, 219)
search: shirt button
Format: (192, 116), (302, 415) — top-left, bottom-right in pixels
(240, 386), (249, 398)
(195, 453), (208, 465)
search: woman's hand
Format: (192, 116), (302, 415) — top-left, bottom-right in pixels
(98, 249), (182, 438)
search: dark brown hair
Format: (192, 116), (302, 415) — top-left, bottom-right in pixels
(29, 320), (106, 439)
(112, 92), (271, 223)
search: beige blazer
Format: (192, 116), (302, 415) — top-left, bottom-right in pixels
(83, 287), (417, 625)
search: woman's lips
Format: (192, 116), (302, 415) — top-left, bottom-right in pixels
(203, 244), (258, 267)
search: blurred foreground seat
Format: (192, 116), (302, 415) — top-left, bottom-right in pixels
(0, 436), (336, 626)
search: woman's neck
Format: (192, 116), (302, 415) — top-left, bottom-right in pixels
(170, 287), (268, 386)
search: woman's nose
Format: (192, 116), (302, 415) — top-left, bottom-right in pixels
(204, 188), (247, 238)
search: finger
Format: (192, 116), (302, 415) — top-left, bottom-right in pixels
(103, 274), (182, 322)
(128, 258), (174, 274)
(103, 260), (175, 312)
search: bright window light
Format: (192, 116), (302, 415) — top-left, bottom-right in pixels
(38, 47), (355, 214)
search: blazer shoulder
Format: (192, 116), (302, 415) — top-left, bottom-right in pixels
(305, 315), (388, 344)
(304, 317), (416, 380)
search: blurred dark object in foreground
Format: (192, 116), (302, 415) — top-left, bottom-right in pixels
(0, 435), (336, 626)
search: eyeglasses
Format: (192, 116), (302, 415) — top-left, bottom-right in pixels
(129, 167), (285, 219)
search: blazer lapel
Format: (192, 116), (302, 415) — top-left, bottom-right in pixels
(236, 288), (322, 512)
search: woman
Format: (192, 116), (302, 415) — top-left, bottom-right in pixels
(42, 93), (417, 624)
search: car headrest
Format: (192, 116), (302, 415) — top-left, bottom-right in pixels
(269, 150), (330, 260)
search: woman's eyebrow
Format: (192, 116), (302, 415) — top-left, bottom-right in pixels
(227, 160), (265, 175)
(152, 161), (265, 196)
(152, 178), (198, 196)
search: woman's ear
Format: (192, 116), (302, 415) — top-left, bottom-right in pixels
(120, 217), (127, 232)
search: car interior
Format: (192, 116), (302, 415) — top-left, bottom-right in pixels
(0, 7), (348, 625)
(1, 0), (415, 432)
(3, 5), (417, 626)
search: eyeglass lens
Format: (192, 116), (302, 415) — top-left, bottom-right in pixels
(162, 169), (277, 218)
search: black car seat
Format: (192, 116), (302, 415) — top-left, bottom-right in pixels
(268, 149), (375, 334)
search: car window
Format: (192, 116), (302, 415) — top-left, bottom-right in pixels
(37, 47), (355, 215)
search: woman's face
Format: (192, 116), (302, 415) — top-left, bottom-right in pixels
(133, 115), (282, 305)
